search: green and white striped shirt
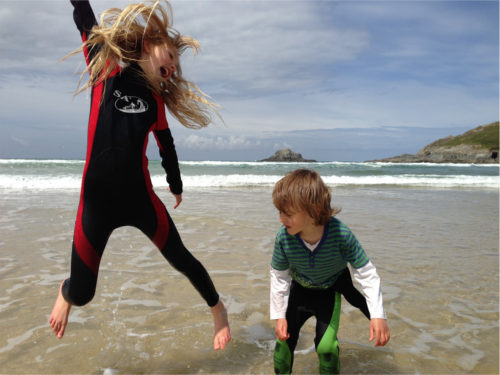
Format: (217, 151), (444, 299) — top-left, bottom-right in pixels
(271, 217), (369, 289)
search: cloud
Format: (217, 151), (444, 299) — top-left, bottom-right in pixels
(0, 1), (76, 76)
(177, 134), (256, 150)
(172, 1), (370, 98)
(0, 1), (370, 97)
(332, 1), (499, 86)
(10, 135), (29, 147)
(0, 0), (497, 162)
(210, 75), (498, 137)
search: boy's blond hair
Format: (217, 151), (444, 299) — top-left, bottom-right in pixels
(272, 169), (340, 226)
(67, 0), (219, 129)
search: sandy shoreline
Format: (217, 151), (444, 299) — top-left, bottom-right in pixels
(1, 186), (498, 374)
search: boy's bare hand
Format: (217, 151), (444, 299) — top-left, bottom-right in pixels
(275, 318), (290, 341)
(369, 318), (390, 346)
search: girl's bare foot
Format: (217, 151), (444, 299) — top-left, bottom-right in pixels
(49, 281), (71, 339)
(211, 300), (231, 350)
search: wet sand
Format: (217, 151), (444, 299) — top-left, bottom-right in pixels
(0, 186), (498, 374)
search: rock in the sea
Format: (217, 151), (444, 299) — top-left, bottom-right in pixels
(260, 148), (316, 162)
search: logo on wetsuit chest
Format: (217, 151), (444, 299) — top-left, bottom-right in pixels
(114, 90), (149, 113)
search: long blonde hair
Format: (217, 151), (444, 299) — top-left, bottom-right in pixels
(68, 0), (218, 129)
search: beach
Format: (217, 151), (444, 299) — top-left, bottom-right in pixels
(0, 160), (498, 374)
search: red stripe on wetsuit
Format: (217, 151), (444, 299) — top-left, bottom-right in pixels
(74, 33), (122, 275)
(145, 94), (170, 250)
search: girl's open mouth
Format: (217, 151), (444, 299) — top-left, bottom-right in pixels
(160, 67), (169, 79)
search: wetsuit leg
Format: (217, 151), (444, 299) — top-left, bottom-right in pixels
(63, 181), (219, 308)
(315, 292), (342, 374)
(160, 212), (219, 307)
(274, 281), (313, 374)
(334, 268), (370, 320)
(62, 196), (114, 306)
(134, 189), (219, 307)
(274, 340), (293, 375)
(274, 282), (342, 374)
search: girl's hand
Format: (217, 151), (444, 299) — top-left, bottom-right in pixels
(275, 318), (290, 341)
(369, 318), (390, 346)
(168, 188), (182, 209)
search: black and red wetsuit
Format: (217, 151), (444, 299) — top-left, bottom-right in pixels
(62, 0), (219, 307)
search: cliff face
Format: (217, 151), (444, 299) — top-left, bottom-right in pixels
(260, 148), (316, 162)
(375, 144), (498, 163)
(373, 122), (499, 164)
(415, 144), (496, 163)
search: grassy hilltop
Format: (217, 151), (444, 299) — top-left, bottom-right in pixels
(373, 121), (499, 164)
(428, 121), (499, 150)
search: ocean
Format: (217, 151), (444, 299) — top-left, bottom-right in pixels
(0, 159), (498, 190)
(0, 159), (498, 374)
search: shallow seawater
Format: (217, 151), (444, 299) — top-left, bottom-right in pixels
(0, 186), (498, 374)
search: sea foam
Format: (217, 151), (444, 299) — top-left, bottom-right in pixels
(0, 160), (498, 190)
(1, 172), (498, 190)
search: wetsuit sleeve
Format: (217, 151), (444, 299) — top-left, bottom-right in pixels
(154, 128), (183, 195)
(270, 229), (291, 319)
(270, 267), (291, 320)
(70, 0), (98, 63)
(351, 261), (387, 319)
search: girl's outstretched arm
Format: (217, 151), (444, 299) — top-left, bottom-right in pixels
(70, 0), (96, 35)
(70, 0), (97, 63)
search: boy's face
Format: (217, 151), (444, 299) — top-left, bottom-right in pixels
(279, 209), (315, 236)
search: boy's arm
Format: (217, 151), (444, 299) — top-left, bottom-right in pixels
(270, 267), (291, 341)
(270, 267), (291, 320)
(338, 222), (385, 318)
(338, 221), (390, 346)
(352, 261), (390, 346)
(351, 261), (386, 319)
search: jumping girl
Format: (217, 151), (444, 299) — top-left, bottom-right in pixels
(49, 0), (231, 351)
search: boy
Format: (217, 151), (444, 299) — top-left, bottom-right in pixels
(270, 169), (390, 374)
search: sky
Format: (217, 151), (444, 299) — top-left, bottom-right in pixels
(0, 0), (498, 162)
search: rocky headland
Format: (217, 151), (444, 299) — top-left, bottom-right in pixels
(371, 122), (499, 164)
(260, 148), (316, 162)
